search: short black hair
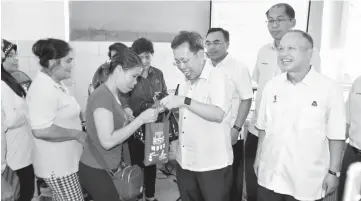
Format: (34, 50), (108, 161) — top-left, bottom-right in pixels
(287, 30), (314, 48)
(266, 3), (295, 19)
(108, 42), (128, 59)
(171, 31), (204, 53)
(206, 28), (230, 42)
(131, 38), (154, 55)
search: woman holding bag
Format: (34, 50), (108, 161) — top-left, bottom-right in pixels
(79, 50), (160, 201)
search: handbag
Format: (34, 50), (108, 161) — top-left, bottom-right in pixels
(88, 139), (144, 201)
(143, 111), (172, 166)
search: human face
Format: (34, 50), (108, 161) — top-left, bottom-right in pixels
(267, 6), (296, 41)
(138, 52), (152, 69)
(173, 42), (204, 80)
(205, 31), (229, 61)
(277, 32), (313, 73)
(49, 50), (75, 81)
(115, 65), (142, 93)
(2, 49), (19, 73)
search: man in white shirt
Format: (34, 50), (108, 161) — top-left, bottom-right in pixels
(205, 27), (253, 201)
(160, 31), (233, 201)
(246, 4), (321, 201)
(255, 30), (345, 201)
(338, 76), (361, 200)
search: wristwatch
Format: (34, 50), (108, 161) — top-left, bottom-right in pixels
(184, 97), (192, 106)
(328, 170), (340, 177)
(233, 125), (242, 132)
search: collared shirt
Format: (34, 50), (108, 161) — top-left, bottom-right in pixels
(26, 71), (83, 178)
(346, 76), (361, 150)
(1, 81), (33, 171)
(249, 43), (321, 136)
(119, 66), (167, 116)
(177, 62), (233, 172)
(209, 54), (253, 140)
(256, 68), (346, 200)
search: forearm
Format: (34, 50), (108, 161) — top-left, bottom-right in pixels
(234, 99), (252, 127)
(328, 139), (346, 172)
(103, 118), (144, 150)
(256, 130), (266, 158)
(32, 125), (79, 142)
(187, 99), (225, 123)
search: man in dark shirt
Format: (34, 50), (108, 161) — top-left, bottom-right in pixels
(119, 38), (167, 201)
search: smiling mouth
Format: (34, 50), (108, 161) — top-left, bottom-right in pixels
(281, 58), (293, 65)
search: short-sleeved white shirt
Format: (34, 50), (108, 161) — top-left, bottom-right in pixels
(1, 81), (33, 171)
(256, 69), (346, 200)
(176, 63), (233, 171)
(346, 76), (361, 150)
(26, 71), (83, 178)
(249, 43), (321, 136)
(209, 54), (253, 140)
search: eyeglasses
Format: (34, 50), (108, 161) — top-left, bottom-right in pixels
(266, 18), (291, 25)
(173, 51), (199, 66)
(277, 46), (311, 53)
(204, 41), (225, 47)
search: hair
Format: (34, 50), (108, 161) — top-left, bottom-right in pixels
(108, 50), (143, 75)
(288, 30), (314, 48)
(1, 48), (26, 98)
(108, 42), (129, 59)
(92, 62), (110, 89)
(206, 28), (230, 42)
(171, 31), (204, 53)
(266, 3), (295, 19)
(131, 38), (154, 55)
(32, 38), (72, 69)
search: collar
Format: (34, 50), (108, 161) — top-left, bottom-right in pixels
(38, 71), (69, 94)
(185, 61), (213, 83)
(281, 66), (317, 86)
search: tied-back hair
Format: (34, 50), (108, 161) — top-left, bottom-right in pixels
(32, 38), (72, 69)
(1, 64), (26, 97)
(92, 49), (143, 90)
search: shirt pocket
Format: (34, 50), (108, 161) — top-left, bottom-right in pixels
(298, 103), (324, 129)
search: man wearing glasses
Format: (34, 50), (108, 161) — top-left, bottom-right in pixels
(246, 4), (321, 201)
(160, 31), (233, 201)
(205, 28), (253, 201)
(255, 30), (345, 201)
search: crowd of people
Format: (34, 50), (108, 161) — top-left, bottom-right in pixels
(1, 2), (360, 201)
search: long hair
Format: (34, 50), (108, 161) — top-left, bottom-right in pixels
(1, 64), (26, 97)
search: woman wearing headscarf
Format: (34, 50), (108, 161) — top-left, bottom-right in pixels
(1, 39), (35, 201)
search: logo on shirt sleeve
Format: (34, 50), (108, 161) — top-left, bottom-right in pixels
(312, 101), (318, 107)
(273, 95), (277, 103)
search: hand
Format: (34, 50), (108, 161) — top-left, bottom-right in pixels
(254, 154), (260, 177)
(322, 173), (339, 197)
(231, 128), (239, 145)
(138, 108), (160, 124)
(160, 95), (184, 110)
(76, 131), (88, 146)
(124, 108), (135, 121)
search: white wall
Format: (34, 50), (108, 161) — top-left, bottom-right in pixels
(1, 0), (327, 110)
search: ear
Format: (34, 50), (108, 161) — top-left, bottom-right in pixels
(290, 18), (296, 28)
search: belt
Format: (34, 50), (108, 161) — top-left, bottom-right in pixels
(351, 145), (361, 156)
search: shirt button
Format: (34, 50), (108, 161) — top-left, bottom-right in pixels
(183, 117), (186, 119)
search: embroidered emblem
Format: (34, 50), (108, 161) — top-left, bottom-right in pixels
(261, 62), (268, 65)
(312, 101), (318, 107)
(273, 95), (277, 103)
(356, 92), (361, 95)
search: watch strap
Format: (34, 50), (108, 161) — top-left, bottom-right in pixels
(328, 170), (340, 177)
(233, 125), (242, 132)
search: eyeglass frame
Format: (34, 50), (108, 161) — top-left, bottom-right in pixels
(173, 50), (200, 66)
(204, 40), (226, 47)
(266, 18), (293, 25)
